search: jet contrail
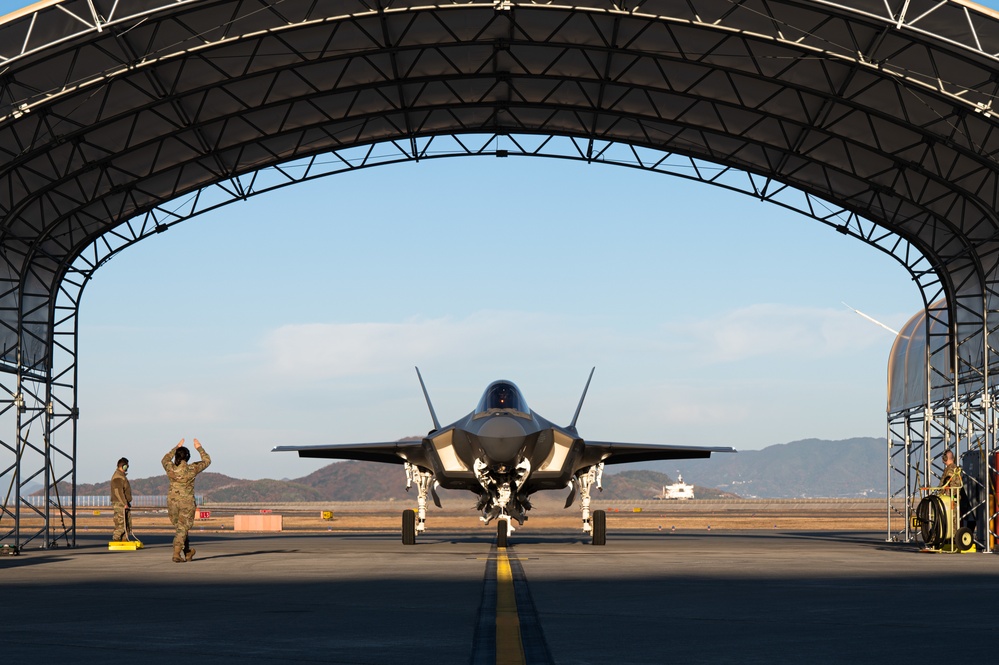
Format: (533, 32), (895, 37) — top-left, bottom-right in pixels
(842, 302), (905, 337)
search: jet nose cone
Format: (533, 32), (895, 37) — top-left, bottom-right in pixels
(478, 416), (528, 438)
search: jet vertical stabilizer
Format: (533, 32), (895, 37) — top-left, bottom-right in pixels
(569, 367), (596, 430)
(415, 366), (441, 431)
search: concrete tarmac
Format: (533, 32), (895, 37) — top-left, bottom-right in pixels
(4, 529), (999, 664)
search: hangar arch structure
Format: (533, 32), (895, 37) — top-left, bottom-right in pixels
(2, 0), (999, 549)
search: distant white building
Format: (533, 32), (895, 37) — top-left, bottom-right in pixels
(654, 474), (694, 500)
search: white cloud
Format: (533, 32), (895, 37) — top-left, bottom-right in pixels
(74, 305), (899, 482)
(84, 387), (233, 427)
(255, 304), (900, 395)
(261, 311), (583, 379)
(667, 303), (899, 363)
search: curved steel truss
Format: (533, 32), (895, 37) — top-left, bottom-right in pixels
(1, 131), (946, 549)
(1, 0), (999, 549)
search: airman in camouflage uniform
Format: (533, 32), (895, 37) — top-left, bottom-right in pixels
(161, 438), (211, 562)
(940, 449), (963, 537)
(941, 449), (963, 489)
(110, 457), (132, 541)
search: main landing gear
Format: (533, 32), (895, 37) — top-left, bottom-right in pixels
(402, 463), (443, 545)
(568, 464), (607, 545)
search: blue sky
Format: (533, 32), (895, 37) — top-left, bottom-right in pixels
(1, 1), (977, 483)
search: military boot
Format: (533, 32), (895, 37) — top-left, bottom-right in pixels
(185, 547), (196, 562)
(172, 543), (185, 563)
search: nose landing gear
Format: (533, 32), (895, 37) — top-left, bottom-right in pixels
(497, 516), (512, 548)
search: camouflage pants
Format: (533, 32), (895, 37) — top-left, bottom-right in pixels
(168, 498), (195, 550)
(112, 504), (128, 541)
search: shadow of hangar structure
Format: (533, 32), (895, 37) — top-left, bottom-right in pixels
(2, 0), (999, 549)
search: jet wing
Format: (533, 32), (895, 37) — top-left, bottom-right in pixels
(272, 440), (422, 465)
(582, 441), (735, 466)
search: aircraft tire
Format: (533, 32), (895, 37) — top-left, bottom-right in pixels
(497, 520), (508, 548)
(592, 509), (607, 546)
(402, 510), (416, 545)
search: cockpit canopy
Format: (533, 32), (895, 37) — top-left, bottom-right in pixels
(475, 380), (530, 416)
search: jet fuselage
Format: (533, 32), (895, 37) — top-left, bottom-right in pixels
(274, 372), (733, 535)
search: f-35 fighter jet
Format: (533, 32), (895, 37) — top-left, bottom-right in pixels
(274, 369), (734, 545)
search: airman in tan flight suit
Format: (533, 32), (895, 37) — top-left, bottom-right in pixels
(110, 457), (132, 541)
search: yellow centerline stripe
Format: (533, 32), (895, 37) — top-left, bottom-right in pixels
(495, 547), (526, 665)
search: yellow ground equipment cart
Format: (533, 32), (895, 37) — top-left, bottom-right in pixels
(914, 484), (975, 552)
(108, 508), (144, 551)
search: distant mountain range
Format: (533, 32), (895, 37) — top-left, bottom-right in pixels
(63, 463), (732, 503)
(633, 437), (885, 498)
(55, 437), (884, 501)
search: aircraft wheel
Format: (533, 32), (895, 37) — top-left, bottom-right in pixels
(497, 520), (508, 548)
(592, 509), (607, 546)
(402, 510), (416, 545)
(956, 527), (974, 551)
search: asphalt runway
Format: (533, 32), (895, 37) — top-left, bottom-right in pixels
(4, 529), (999, 664)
